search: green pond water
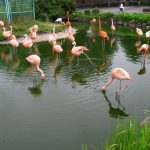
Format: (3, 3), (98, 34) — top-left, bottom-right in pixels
(0, 23), (149, 150)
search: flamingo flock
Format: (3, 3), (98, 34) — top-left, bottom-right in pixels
(0, 15), (150, 97)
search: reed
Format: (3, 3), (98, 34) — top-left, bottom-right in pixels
(105, 120), (150, 150)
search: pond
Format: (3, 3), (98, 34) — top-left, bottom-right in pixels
(0, 23), (149, 150)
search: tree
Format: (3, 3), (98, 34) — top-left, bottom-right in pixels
(35, 0), (76, 21)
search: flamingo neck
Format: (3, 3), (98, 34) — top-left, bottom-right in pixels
(37, 66), (45, 78)
(98, 19), (101, 31)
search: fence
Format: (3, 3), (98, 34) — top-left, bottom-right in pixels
(0, 0), (35, 24)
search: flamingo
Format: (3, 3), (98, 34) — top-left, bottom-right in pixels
(111, 19), (116, 33)
(22, 34), (33, 48)
(29, 27), (37, 40)
(98, 17), (109, 46)
(48, 26), (56, 45)
(145, 31), (150, 43)
(138, 44), (149, 59)
(90, 18), (97, 24)
(67, 26), (75, 42)
(66, 12), (71, 27)
(55, 18), (65, 25)
(26, 54), (45, 79)
(136, 27), (143, 40)
(101, 68), (132, 92)
(51, 40), (63, 57)
(71, 41), (93, 64)
(2, 27), (11, 39)
(0, 20), (4, 28)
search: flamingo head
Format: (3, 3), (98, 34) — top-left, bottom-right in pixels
(72, 41), (76, 46)
(66, 21), (71, 27)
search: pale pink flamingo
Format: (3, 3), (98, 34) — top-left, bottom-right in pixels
(51, 40), (63, 57)
(136, 27), (143, 40)
(26, 54), (45, 79)
(48, 25), (57, 45)
(90, 18), (97, 24)
(138, 44), (149, 59)
(67, 26), (75, 42)
(111, 19), (116, 33)
(0, 20), (4, 28)
(29, 27), (37, 39)
(101, 68), (132, 92)
(2, 27), (11, 39)
(22, 34), (33, 48)
(98, 17), (109, 46)
(71, 41), (93, 64)
(145, 31), (150, 43)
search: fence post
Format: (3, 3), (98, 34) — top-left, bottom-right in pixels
(5, 0), (11, 24)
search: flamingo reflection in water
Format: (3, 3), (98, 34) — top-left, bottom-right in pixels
(102, 91), (129, 119)
(137, 59), (146, 75)
(28, 78), (44, 96)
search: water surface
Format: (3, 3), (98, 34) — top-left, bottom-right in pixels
(0, 23), (149, 150)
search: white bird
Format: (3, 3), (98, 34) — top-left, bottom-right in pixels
(145, 31), (150, 43)
(136, 27), (143, 40)
(55, 18), (65, 25)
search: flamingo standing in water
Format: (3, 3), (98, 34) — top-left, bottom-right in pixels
(29, 25), (38, 40)
(101, 68), (132, 92)
(51, 40), (63, 58)
(136, 27), (143, 40)
(48, 25), (57, 45)
(71, 41), (93, 64)
(138, 44), (149, 59)
(9, 27), (19, 51)
(66, 26), (75, 42)
(22, 34), (33, 49)
(26, 54), (45, 79)
(111, 19), (116, 33)
(98, 17), (109, 46)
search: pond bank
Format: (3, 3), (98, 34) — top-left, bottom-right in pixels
(0, 28), (77, 45)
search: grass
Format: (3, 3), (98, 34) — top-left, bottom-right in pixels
(0, 20), (66, 41)
(105, 120), (150, 150)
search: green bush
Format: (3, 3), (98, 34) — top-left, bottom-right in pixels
(84, 10), (91, 16)
(91, 7), (100, 15)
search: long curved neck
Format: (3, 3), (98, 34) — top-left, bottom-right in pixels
(98, 18), (101, 31)
(111, 20), (113, 26)
(67, 12), (69, 21)
(72, 42), (76, 49)
(37, 66), (45, 77)
(102, 76), (114, 90)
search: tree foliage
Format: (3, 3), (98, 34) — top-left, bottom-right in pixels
(35, 0), (76, 21)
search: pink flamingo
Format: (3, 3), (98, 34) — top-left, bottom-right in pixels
(2, 27), (11, 39)
(51, 40), (63, 57)
(101, 68), (132, 92)
(26, 54), (45, 79)
(136, 27), (143, 40)
(48, 25), (57, 45)
(0, 20), (4, 28)
(138, 44), (149, 59)
(67, 26), (75, 42)
(22, 34), (33, 48)
(111, 19), (116, 33)
(71, 41), (93, 64)
(98, 17), (109, 46)
(90, 18), (97, 24)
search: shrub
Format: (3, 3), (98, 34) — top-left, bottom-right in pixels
(84, 10), (91, 16)
(91, 7), (100, 15)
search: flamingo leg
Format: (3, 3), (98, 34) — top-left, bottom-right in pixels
(82, 53), (93, 64)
